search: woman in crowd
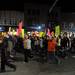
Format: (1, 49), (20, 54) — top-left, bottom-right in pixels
(47, 36), (58, 63)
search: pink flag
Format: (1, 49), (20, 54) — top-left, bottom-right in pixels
(47, 28), (51, 37)
(16, 29), (19, 36)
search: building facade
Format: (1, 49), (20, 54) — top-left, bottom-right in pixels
(0, 11), (24, 26)
(24, 3), (49, 31)
(61, 13), (75, 32)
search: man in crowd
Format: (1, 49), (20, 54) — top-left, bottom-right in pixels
(0, 33), (16, 73)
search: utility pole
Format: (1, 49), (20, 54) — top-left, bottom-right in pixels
(48, 0), (59, 31)
(49, 0), (59, 14)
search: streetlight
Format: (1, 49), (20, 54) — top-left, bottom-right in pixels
(38, 26), (41, 29)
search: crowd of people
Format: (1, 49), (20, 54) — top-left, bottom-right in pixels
(0, 32), (75, 72)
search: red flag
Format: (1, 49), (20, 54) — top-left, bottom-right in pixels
(16, 29), (19, 36)
(18, 21), (23, 34)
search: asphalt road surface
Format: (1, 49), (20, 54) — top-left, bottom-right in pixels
(0, 53), (75, 75)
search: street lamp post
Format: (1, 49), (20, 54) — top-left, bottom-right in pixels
(49, 0), (59, 14)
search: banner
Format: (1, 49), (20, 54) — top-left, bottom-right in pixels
(39, 32), (45, 37)
(55, 25), (60, 37)
(21, 29), (24, 38)
(16, 29), (19, 36)
(47, 28), (51, 37)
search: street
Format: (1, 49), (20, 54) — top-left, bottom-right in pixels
(0, 53), (75, 75)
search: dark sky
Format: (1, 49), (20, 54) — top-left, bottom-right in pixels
(0, 0), (75, 12)
(0, 0), (24, 11)
(57, 0), (75, 12)
(24, 0), (75, 12)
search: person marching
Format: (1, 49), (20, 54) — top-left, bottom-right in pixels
(0, 33), (16, 72)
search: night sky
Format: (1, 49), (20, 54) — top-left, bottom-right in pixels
(57, 0), (75, 12)
(0, 0), (75, 12)
(0, 0), (24, 11)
